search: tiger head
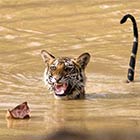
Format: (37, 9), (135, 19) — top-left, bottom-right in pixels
(41, 50), (90, 100)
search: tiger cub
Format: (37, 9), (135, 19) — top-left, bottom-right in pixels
(41, 50), (90, 100)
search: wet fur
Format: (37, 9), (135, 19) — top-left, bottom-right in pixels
(41, 50), (90, 100)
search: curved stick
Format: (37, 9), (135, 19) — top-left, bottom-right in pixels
(120, 14), (138, 82)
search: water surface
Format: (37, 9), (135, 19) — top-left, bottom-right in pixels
(0, 0), (140, 139)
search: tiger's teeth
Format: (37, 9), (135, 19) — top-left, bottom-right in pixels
(54, 83), (68, 95)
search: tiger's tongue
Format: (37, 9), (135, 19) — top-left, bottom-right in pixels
(54, 83), (67, 95)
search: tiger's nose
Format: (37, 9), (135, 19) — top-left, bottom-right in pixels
(52, 75), (62, 83)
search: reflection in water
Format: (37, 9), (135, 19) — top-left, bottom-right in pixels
(0, 0), (140, 139)
(6, 118), (30, 129)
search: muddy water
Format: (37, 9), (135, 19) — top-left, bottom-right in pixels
(0, 0), (140, 139)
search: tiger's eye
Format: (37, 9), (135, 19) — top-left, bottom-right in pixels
(50, 65), (56, 71)
(64, 67), (69, 72)
(65, 67), (73, 72)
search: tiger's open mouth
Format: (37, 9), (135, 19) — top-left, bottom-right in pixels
(54, 83), (69, 96)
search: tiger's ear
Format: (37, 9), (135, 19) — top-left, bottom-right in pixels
(41, 50), (55, 64)
(76, 53), (90, 69)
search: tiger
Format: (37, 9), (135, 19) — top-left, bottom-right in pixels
(41, 50), (90, 100)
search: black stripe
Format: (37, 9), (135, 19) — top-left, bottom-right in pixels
(127, 69), (134, 81)
(120, 14), (138, 82)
